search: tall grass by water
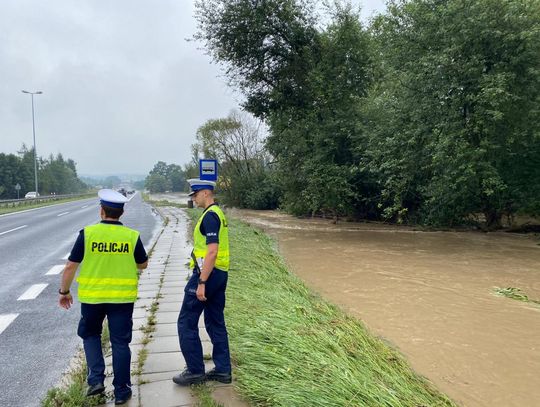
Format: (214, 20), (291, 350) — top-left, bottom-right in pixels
(186, 209), (456, 407)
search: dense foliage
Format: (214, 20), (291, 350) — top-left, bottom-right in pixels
(144, 161), (187, 193)
(367, 0), (540, 227)
(194, 0), (540, 228)
(0, 145), (87, 199)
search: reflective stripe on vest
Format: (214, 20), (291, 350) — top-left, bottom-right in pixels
(190, 205), (230, 271)
(78, 223), (139, 303)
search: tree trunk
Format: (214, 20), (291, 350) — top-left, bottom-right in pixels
(484, 210), (502, 230)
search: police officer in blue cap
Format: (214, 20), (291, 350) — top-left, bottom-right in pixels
(173, 179), (232, 385)
(58, 189), (148, 405)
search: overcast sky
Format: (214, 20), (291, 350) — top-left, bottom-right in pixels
(0, 0), (386, 177)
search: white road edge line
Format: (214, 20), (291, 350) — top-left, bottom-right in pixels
(0, 314), (19, 335)
(17, 284), (48, 301)
(46, 265), (65, 275)
(0, 225), (28, 236)
(57, 212), (70, 217)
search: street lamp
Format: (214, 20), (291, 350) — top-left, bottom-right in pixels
(22, 90), (43, 196)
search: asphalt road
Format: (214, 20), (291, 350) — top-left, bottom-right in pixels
(0, 192), (161, 407)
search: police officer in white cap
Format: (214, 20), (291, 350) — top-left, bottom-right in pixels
(173, 178), (232, 385)
(58, 189), (148, 405)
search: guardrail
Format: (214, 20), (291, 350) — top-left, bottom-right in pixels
(0, 193), (94, 209)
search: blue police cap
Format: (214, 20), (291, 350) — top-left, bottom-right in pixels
(187, 178), (216, 196)
(98, 189), (128, 208)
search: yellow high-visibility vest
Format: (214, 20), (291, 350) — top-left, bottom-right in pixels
(190, 205), (230, 272)
(77, 223), (139, 303)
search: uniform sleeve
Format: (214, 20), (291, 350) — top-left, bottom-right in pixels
(134, 236), (148, 264)
(68, 230), (84, 263)
(200, 211), (221, 245)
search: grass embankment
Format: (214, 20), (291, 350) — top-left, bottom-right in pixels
(186, 208), (456, 407)
(0, 193), (95, 215)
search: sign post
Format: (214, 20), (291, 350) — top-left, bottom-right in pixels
(199, 159), (218, 182)
(15, 183), (21, 199)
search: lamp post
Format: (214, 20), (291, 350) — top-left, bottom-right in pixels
(21, 90), (42, 196)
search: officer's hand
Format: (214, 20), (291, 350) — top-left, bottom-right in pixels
(196, 284), (207, 301)
(59, 294), (73, 309)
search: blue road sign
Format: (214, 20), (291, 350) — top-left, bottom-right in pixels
(199, 159), (218, 181)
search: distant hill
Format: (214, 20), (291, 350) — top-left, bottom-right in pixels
(80, 174), (146, 182)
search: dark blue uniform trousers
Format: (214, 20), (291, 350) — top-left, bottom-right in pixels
(78, 302), (134, 398)
(178, 268), (231, 374)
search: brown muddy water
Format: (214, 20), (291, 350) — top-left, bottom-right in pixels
(231, 209), (540, 407)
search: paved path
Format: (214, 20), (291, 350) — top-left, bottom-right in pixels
(98, 207), (248, 406)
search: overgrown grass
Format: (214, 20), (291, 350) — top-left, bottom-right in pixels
(192, 384), (225, 407)
(0, 193), (95, 215)
(186, 208), (456, 407)
(494, 287), (540, 305)
(41, 323), (110, 406)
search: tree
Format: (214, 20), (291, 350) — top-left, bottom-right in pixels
(144, 161), (187, 193)
(0, 146), (87, 198)
(195, 1), (375, 216)
(145, 173), (171, 193)
(193, 111), (279, 208)
(167, 164), (186, 192)
(368, 0), (540, 227)
(195, 0), (319, 118)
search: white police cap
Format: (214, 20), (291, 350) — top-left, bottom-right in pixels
(98, 188), (128, 208)
(187, 178), (216, 196)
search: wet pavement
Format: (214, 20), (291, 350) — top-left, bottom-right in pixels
(97, 206), (248, 407)
(233, 209), (540, 407)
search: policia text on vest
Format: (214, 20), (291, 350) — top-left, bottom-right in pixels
(91, 241), (131, 253)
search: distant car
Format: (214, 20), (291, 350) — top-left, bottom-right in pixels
(24, 191), (39, 199)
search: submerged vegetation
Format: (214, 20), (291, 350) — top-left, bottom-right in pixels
(494, 287), (540, 306)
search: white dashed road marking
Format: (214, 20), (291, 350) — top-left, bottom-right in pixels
(17, 284), (48, 301)
(0, 225), (28, 236)
(62, 252), (70, 260)
(81, 205), (88, 208)
(0, 314), (19, 335)
(57, 212), (70, 217)
(46, 265), (64, 275)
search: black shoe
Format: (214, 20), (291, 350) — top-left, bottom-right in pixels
(172, 369), (206, 386)
(206, 368), (232, 384)
(114, 391), (132, 405)
(86, 383), (105, 396)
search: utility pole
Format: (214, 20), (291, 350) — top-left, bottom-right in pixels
(22, 90), (43, 195)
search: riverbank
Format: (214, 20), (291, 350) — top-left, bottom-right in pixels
(233, 208), (540, 407)
(185, 208), (455, 406)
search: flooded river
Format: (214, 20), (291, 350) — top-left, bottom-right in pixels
(232, 209), (540, 407)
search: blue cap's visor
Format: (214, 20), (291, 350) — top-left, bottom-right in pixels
(100, 200), (125, 209)
(188, 185), (214, 196)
